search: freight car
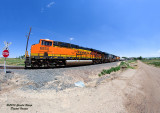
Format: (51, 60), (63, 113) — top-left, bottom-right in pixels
(25, 39), (120, 68)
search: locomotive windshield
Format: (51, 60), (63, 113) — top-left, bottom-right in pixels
(41, 40), (52, 46)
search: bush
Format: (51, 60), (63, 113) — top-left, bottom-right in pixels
(99, 66), (121, 76)
(98, 61), (134, 77)
(98, 74), (102, 77)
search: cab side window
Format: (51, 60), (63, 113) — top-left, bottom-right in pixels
(53, 41), (59, 46)
(41, 41), (52, 46)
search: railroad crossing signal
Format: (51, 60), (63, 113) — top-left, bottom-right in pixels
(2, 41), (11, 74)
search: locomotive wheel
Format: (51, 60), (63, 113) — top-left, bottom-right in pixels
(31, 63), (38, 68)
(25, 63), (27, 68)
(44, 61), (49, 68)
(62, 60), (66, 66)
(92, 60), (96, 65)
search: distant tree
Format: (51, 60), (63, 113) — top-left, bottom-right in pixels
(138, 56), (143, 60)
(122, 57), (128, 59)
(134, 57), (138, 60)
(18, 55), (25, 59)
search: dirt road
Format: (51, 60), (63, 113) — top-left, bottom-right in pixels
(0, 61), (160, 113)
(125, 61), (160, 113)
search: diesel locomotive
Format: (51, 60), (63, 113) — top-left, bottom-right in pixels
(25, 39), (120, 68)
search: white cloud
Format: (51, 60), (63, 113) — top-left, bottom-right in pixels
(41, 2), (55, 13)
(69, 37), (74, 41)
(158, 50), (160, 54)
(46, 2), (55, 8)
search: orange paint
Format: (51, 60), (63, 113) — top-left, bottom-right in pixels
(30, 39), (102, 59)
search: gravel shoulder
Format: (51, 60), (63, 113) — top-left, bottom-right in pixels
(0, 62), (119, 92)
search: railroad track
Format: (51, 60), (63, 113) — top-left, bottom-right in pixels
(0, 62), (118, 70)
(0, 66), (25, 69)
(0, 64), (92, 69)
(0, 66), (56, 69)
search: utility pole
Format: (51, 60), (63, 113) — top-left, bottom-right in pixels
(25, 27), (32, 57)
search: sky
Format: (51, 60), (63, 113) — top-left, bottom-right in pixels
(0, 0), (160, 58)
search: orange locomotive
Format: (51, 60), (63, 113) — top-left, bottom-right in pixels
(25, 39), (119, 68)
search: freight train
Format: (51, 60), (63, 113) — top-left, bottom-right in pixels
(25, 39), (120, 68)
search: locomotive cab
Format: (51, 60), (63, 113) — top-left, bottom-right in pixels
(25, 39), (54, 68)
(31, 39), (53, 58)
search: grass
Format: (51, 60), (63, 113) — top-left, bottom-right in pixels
(127, 60), (137, 63)
(142, 59), (160, 67)
(99, 66), (121, 76)
(121, 61), (135, 69)
(98, 61), (134, 77)
(0, 58), (25, 66)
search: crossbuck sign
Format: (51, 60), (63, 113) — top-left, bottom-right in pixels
(3, 41), (12, 51)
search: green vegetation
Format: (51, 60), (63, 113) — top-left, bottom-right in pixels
(142, 59), (160, 67)
(99, 66), (121, 76)
(127, 60), (135, 63)
(138, 56), (143, 60)
(0, 58), (25, 66)
(98, 61), (134, 77)
(127, 60), (137, 64)
(17, 55), (25, 59)
(122, 57), (128, 59)
(119, 61), (135, 69)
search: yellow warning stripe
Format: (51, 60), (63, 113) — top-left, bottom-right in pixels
(31, 53), (95, 59)
(31, 53), (38, 56)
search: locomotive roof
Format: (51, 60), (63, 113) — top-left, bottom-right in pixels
(41, 39), (118, 56)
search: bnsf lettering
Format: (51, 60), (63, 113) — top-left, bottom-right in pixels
(91, 51), (96, 55)
(76, 51), (89, 55)
(40, 47), (49, 50)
